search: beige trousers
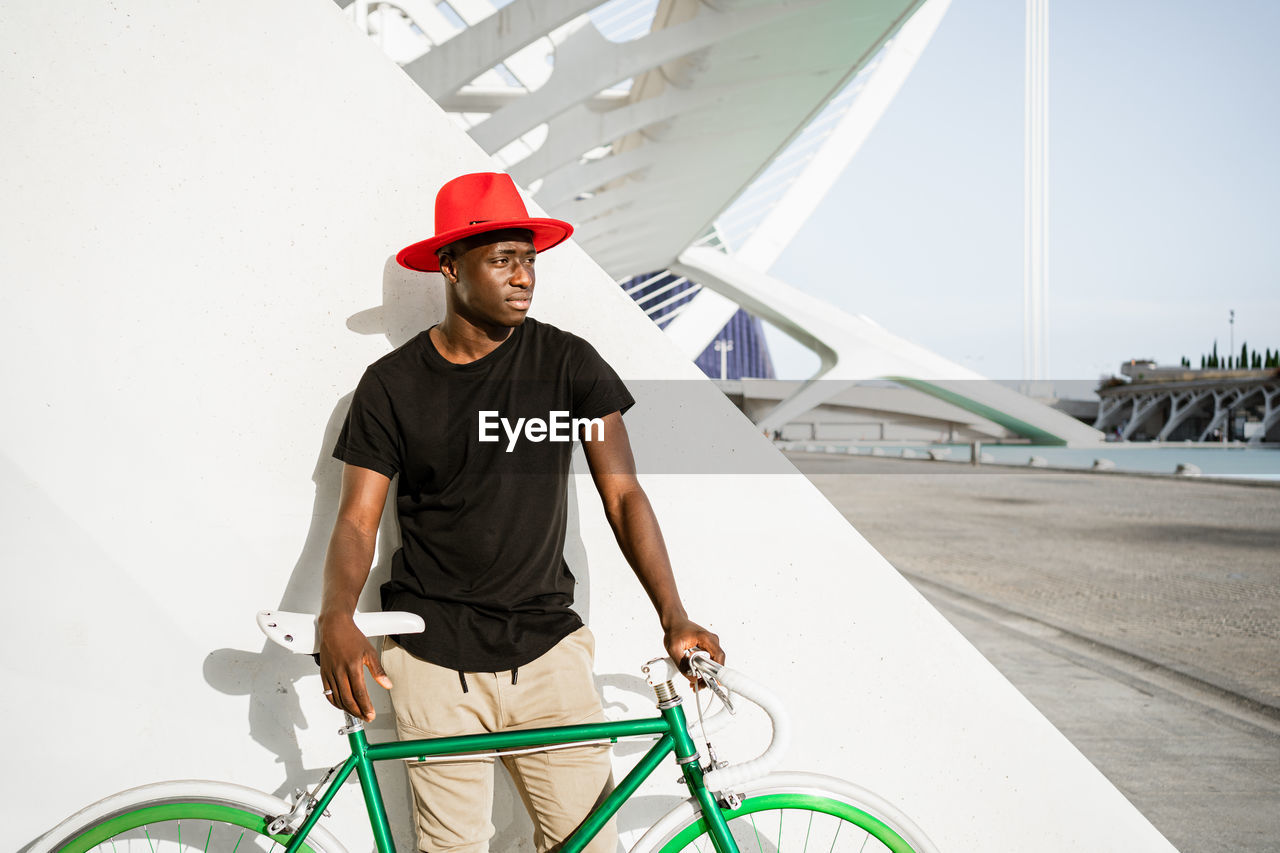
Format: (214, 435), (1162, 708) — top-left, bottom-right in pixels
(381, 626), (616, 853)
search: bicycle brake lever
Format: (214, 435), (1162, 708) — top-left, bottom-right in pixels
(686, 649), (735, 713)
(703, 674), (735, 713)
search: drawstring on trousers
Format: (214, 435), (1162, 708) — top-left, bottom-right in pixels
(456, 668), (517, 692)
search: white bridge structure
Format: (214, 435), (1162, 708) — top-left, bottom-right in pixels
(1095, 371), (1280, 443)
(354, 0), (1101, 445)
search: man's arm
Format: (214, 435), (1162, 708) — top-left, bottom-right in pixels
(581, 411), (725, 669)
(318, 463), (394, 722)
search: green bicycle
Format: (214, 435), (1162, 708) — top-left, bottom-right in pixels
(36, 610), (939, 853)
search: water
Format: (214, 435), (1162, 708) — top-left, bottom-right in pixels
(797, 442), (1280, 481)
(972, 444), (1280, 480)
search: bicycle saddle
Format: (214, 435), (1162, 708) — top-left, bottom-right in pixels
(257, 609), (426, 654)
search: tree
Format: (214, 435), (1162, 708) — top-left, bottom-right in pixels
(1241, 341), (1250, 370)
(1201, 354), (1206, 369)
(1212, 340), (1219, 368)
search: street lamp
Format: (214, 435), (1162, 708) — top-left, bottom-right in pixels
(1229, 309), (1234, 367)
(713, 338), (735, 381)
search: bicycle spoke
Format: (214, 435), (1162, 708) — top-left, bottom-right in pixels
(856, 830), (870, 853)
(145, 826), (156, 853)
(749, 813), (763, 853)
(803, 810), (814, 853)
(204, 824), (213, 852)
(825, 817), (840, 853)
(776, 810), (782, 853)
(231, 830), (245, 853)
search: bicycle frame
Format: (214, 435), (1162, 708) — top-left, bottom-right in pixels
(283, 701), (741, 853)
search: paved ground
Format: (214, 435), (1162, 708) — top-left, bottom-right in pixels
(786, 452), (1280, 853)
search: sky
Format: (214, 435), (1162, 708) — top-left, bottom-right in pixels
(765, 0), (1280, 382)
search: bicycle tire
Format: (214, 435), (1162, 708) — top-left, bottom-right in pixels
(632, 773), (939, 853)
(32, 780), (346, 853)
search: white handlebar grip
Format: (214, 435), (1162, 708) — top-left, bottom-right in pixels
(700, 665), (791, 792)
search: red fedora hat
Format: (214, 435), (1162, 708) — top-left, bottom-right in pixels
(396, 172), (573, 273)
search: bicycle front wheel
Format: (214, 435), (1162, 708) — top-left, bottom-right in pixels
(637, 773), (938, 853)
(35, 780), (346, 853)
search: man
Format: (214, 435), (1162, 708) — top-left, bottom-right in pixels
(317, 172), (724, 853)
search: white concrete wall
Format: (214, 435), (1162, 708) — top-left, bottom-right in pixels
(1, 1), (1171, 852)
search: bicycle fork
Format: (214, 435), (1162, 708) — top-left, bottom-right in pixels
(665, 702), (742, 853)
(647, 662), (742, 853)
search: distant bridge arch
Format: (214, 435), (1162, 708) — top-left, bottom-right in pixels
(1095, 373), (1280, 443)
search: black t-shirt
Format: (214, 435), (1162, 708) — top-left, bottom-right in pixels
(333, 317), (635, 671)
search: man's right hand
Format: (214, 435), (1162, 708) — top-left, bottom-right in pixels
(318, 613), (393, 722)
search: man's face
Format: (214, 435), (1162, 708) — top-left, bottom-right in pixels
(439, 229), (537, 328)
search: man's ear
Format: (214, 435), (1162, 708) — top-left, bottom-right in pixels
(438, 252), (457, 284)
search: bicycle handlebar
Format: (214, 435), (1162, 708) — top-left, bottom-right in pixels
(686, 654), (792, 792)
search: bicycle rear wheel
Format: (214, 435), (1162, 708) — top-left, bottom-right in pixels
(635, 773), (938, 853)
(35, 781), (345, 853)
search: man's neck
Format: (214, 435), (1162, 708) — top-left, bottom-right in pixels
(430, 315), (517, 364)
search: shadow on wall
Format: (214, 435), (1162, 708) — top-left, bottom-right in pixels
(196, 258), (669, 852)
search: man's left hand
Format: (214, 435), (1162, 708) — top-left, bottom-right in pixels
(664, 617), (725, 684)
